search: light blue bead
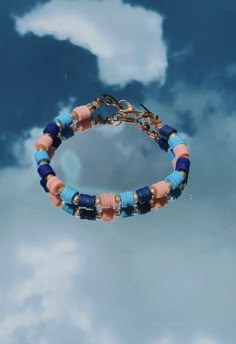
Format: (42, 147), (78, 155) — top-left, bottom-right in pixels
(60, 186), (79, 204)
(54, 114), (73, 128)
(34, 150), (50, 165)
(168, 135), (185, 149)
(120, 191), (135, 208)
(166, 149), (175, 162)
(165, 171), (184, 190)
(62, 203), (76, 215)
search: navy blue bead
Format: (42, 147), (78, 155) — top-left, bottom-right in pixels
(159, 125), (177, 140)
(43, 122), (60, 138)
(138, 201), (151, 214)
(40, 179), (49, 193)
(52, 136), (62, 150)
(169, 187), (182, 201)
(61, 126), (74, 140)
(37, 164), (55, 179)
(136, 186), (152, 204)
(121, 206), (135, 218)
(175, 157), (190, 174)
(158, 138), (169, 151)
(78, 194), (96, 209)
(80, 208), (97, 221)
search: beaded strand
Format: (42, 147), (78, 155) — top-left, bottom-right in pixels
(34, 96), (190, 221)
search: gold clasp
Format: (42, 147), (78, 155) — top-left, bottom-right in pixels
(117, 100), (135, 114)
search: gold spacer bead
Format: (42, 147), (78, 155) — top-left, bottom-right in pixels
(134, 192), (139, 203)
(74, 208), (80, 217)
(73, 194), (80, 205)
(115, 195), (121, 204)
(151, 187), (156, 199)
(96, 196), (101, 207)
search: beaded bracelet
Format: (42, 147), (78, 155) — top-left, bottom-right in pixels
(34, 95), (190, 221)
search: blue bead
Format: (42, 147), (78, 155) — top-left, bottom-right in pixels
(52, 136), (62, 149)
(159, 125), (177, 140)
(34, 150), (50, 165)
(169, 187), (182, 201)
(37, 164), (55, 179)
(120, 191), (135, 208)
(138, 201), (151, 215)
(61, 126), (74, 140)
(166, 149), (175, 162)
(136, 186), (152, 204)
(62, 203), (76, 215)
(165, 171), (184, 190)
(80, 208), (97, 221)
(121, 206), (135, 218)
(175, 157), (190, 174)
(168, 135), (185, 149)
(55, 114), (73, 128)
(158, 138), (169, 151)
(60, 186), (79, 204)
(40, 179), (49, 193)
(78, 194), (96, 209)
(43, 122), (60, 138)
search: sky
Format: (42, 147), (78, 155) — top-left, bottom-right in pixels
(0, 1), (236, 343)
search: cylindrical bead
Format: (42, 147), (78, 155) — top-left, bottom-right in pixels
(37, 164), (55, 179)
(151, 181), (171, 198)
(153, 196), (168, 209)
(62, 203), (76, 215)
(40, 178), (49, 193)
(175, 157), (190, 173)
(135, 186), (152, 204)
(119, 191), (135, 208)
(77, 119), (92, 132)
(54, 114), (73, 128)
(78, 194), (96, 209)
(43, 122), (60, 138)
(165, 171), (184, 190)
(168, 135), (185, 149)
(100, 193), (116, 209)
(46, 176), (65, 194)
(35, 135), (53, 151)
(173, 144), (190, 159)
(159, 125), (177, 140)
(101, 209), (116, 222)
(49, 193), (63, 207)
(60, 186), (79, 204)
(34, 150), (50, 165)
(158, 138), (169, 151)
(73, 105), (91, 121)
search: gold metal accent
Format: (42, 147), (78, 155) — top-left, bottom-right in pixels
(115, 195), (121, 204)
(73, 194), (80, 205)
(46, 174), (54, 181)
(134, 192), (139, 203)
(96, 196), (101, 207)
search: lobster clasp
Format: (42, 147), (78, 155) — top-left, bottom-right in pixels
(118, 100), (135, 114)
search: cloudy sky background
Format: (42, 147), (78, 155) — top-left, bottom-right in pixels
(0, 1), (236, 343)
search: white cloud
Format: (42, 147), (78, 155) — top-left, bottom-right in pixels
(14, 0), (167, 86)
(0, 89), (235, 343)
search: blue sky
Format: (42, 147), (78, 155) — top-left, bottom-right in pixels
(0, 1), (236, 343)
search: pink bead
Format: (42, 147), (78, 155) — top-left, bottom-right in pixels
(77, 119), (92, 132)
(101, 209), (116, 222)
(48, 148), (55, 160)
(73, 105), (91, 121)
(151, 181), (171, 199)
(49, 193), (63, 207)
(153, 196), (168, 210)
(171, 156), (177, 169)
(173, 144), (190, 159)
(46, 176), (65, 195)
(35, 135), (53, 151)
(100, 193), (116, 209)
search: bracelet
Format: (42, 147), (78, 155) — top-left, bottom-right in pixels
(34, 95), (190, 222)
